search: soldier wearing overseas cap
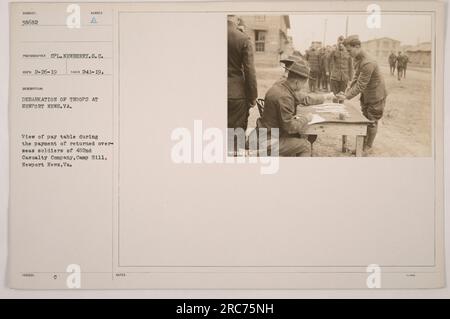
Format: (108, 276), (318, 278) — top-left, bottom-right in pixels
(257, 60), (334, 156)
(337, 35), (388, 154)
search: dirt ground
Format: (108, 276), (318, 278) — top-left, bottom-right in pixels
(248, 65), (432, 157)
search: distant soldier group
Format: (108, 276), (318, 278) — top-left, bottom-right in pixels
(388, 51), (409, 80)
(304, 36), (353, 95)
(304, 44), (333, 93)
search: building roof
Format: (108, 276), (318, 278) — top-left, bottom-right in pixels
(400, 45), (413, 51)
(406, 42), (432, 52)
(361, 37), (401, 44)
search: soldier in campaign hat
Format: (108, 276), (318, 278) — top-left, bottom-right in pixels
(257, 60), (334, 156)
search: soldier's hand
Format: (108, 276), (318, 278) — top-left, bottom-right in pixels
(323, 92), (335, 101)
(335, 92), (346, 100)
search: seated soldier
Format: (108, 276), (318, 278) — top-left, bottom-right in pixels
(256, 60), (334, 157)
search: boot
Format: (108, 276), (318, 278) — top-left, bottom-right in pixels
(364, 124), (378, 150)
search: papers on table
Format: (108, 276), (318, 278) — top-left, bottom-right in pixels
(308, 114), (326, 125)
(312, 103), (349, 115)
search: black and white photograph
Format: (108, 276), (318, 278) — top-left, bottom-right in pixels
(2, 0), (447, 296)
(228, 13), (433, 157)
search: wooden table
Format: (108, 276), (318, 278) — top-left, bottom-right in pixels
(297, 102), (373, 157)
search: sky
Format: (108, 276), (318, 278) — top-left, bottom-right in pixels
(289, 14), (432, 52)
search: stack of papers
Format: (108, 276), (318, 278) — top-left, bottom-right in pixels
(308, 114), (326, 125)
(312, 103), (349, 115)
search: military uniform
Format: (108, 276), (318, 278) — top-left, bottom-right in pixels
(227, 20), (257, 130)
(329, 47), (353, 95)
(318, 49), (330, 91)
(258, 79), (324, 156)
(388, 53), (397, 75)
(305, 48), (320, 92)
(403, 54), (409, 78)
(397, 54), (409, 80)
(345, 50), (387, 149)
(397, 54), (407, 80)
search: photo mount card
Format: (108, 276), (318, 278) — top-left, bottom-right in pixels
(7, 1), (446, 289)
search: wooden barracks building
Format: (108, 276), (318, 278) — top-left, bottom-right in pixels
(360, 37), (401, 65)
(237, 15), (294, 67)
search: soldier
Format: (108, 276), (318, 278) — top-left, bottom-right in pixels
(338, 35), (388, 154)
(396, 51), (409, 81)
(324, 45), (333, 91)
(388, 51), (397, 76)
(305, 44), (320, 92)
(227, 15), (257, 131)
(402, 53), (409, 78)
(257, 60), (334, 156)
(329, 36), (353, 95)
(318, 47), (329, 91)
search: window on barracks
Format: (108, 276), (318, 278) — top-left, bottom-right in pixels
(255, 30), (266, 52)
(255, 15), (266, 22)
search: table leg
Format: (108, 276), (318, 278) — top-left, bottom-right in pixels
(342, 135), (348, 153)
(355, 135), (365, 157)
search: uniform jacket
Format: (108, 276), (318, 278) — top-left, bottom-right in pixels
(259, 80), (324, 137)
(397, 54), (409, 68)
(319, 51), (330, 73)
(227, 21), (258, 101)
(345, 51), (387, 105)
(305, 49), (320, 73)
(388, 53), (397, 66)
(329, 48), (353, 82)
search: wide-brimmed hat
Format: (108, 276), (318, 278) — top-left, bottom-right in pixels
(280, 54), (302, 65)
(286, 60), (314, 79)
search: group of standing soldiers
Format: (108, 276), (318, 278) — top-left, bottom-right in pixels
(388, 51), (409, 80)
(304, 36), (353, 95)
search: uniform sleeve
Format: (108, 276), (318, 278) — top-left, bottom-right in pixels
(242, 39), (258, 102)
(296, 92), (325, 106)
(329, 51), (334, 73)
(279, 95), (309, 134)
(345, 62), (375, 100)
(348, 56), (353, 80)
(324, 54), (330, 73)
